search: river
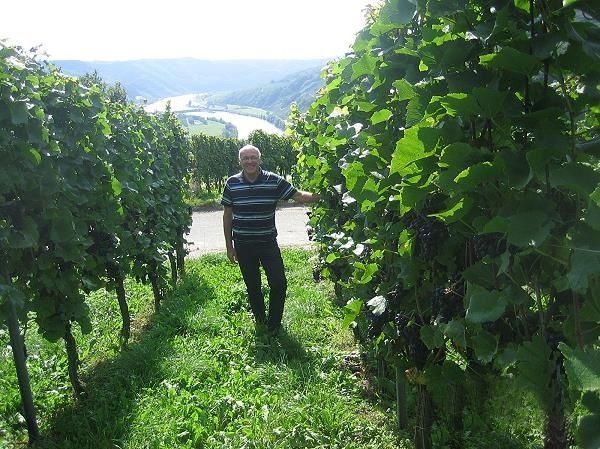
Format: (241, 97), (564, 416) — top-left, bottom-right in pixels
(145, 94), (282, 139)
(185, 111), (282, 139)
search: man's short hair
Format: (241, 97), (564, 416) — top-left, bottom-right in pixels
(239, 144), (261, 160)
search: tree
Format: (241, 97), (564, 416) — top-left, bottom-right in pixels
(80, 70), (128, 104)
(107, 82), (128, 104)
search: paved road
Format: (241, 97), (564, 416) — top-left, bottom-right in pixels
(186, 205), (313, 258)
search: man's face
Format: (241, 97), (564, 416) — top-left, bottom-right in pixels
(240, 148), (261, 176)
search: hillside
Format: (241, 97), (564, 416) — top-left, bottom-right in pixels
(53, 58), (328, 103)
(207, 67), (325, 119)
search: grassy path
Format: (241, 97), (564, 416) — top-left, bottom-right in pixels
(1, 249), (404, 448)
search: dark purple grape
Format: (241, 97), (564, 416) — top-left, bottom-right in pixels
(312, 266), (322, 282)
(473, 233), (505, 259)
(387, 287), (402, 310)
(384, 209), (401, 224)
(417, 219), (447, 259)
(550, 188), (577, 222)
(545, 330), (564, 352)
(404, 214), (447, 259)
(410, 338), (429, 369)
(394, 312), (410, 330)
(431, 286), (463, 323)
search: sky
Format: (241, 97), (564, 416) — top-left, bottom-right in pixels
(1, 0), (375, 61)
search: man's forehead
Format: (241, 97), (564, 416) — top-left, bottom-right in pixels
(240, 148), (260, 156)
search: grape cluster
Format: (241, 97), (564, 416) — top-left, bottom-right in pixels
(547, 290), (571, 318)
(545, 330), (564, 352)
(405, 214), (448, 260)
(337, 214), (350, 227)
(88, 228), (118, 253)
(550, 188), (577, 223)
(306, 211), (315, 241)
(394, 312), (428, 369)
(329, 265), (343, 282)
(312, 266), (322, 282)
(387, 287), (403, 311)
(394, 311), (410, 329)
(0, 200), (25, 228)
(545, 330), (566, 375)
(431, 287), (462, 322)
(384, 209), (401, 224)
(482, 319), (514, 345)
(410, 338), (429, 369)
(324, 190), (341, 208)
(473, 233), (504, 259)
(367, 311), (391, 338)
(361, 246), (372, 260)
(482, 320), (501, 334)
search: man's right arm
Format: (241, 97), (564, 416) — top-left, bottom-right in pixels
(291, 190), (321, 203)
(223, 206), (237, 263)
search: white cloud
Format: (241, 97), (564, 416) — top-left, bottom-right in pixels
(1, 0), (375, 60)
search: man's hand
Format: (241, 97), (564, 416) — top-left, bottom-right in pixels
(292, 190), (321, 203)
(227, 246), (238, 264)
(223, 206), (236, 263)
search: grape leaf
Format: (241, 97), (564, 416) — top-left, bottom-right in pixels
(390, 127), (439, 176)
(577, 414), (600, 449)
(560, 343), (600, 392)
(480, 47), (541, 75)
(507, 211), (554, 247)
(466, 287), (508, 323)
(471, 329), (498, 363)
(371, 109), (393, 125)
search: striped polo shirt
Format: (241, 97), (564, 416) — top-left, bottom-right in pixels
(221, 169), (297, 242)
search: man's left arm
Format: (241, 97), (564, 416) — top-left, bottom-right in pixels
(292, 190), (321, 203)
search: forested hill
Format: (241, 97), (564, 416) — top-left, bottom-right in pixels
(53, 58), (327, 102)
(207, 67), (325, 119)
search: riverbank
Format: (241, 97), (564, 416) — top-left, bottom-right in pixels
(145, 93), (283, 139)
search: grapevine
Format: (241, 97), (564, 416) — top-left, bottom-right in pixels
(0, 44), (191, 442)
(290, 0), (600, 447)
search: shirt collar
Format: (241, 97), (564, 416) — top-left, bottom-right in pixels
(242, 167), (263, 184)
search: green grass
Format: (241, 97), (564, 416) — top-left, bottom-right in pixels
(187, 121), (226, 137)
(185, 189), (222, 209)
(0, 249), (549, 449)
(223, 105), (268, 117)
(1, 250), (404, 449)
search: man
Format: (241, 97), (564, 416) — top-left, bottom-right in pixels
(222, 144), (320, 334)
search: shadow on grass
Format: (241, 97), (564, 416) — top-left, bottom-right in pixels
(251, 326), (309, 365)
(32, 271), (215, 449)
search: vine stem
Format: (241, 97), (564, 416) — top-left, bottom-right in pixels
(176, 226), (187, 278)
(414, 285), (425, 325)
(534, 248), (568, 267)
(534, 277), (545, 338)
(556, 67), (577, 160)
(432, 347), (446, 365)
(572, 292), (584, 349)
(524, 0), (535, 112)
(168, 252), (178, 286)
(546, 244), (600, 254)
(395, 365), (408, 429)
(64, 322), (84, 397)
(458, 219), (477, 234)
(3, 280), (40, 442)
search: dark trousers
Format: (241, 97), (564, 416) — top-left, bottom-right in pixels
(234, 239), (287, 330)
